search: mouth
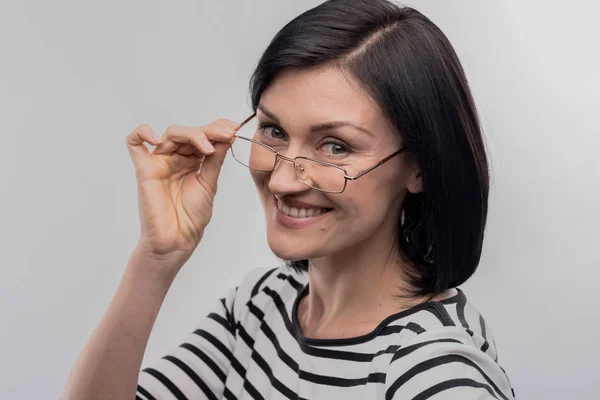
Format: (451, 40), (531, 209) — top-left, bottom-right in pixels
(273, 196), (333, 229)
(277, 199), (332, 218)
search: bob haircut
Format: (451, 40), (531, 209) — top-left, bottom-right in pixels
(249, 0), (489, 296)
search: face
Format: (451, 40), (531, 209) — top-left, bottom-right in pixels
(250, 66), (422, 263)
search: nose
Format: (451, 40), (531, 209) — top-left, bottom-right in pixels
(267, 155), (311, 195)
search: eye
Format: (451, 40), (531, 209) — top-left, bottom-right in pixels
(259, 123), (286, 141)
(321, 141), (350, 156)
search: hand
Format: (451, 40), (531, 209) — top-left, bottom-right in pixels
(125, 119), (238, 274)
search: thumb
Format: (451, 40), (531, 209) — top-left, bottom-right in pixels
(196, 141), (231, 197)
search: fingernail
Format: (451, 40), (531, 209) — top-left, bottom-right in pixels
(204, 139), (215, 152)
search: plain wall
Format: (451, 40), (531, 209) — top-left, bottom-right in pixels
(1, 0), (598, 398)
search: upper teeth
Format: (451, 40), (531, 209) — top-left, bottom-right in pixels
(277, 200), (328, 218)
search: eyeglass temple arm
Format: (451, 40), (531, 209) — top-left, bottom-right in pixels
(346, 148), (406, 180)
(235, 112), (257, 133)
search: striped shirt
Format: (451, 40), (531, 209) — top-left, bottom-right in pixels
(137, 266), (515, 399)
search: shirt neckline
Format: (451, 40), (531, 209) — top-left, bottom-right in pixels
(290, 282), (465, 347)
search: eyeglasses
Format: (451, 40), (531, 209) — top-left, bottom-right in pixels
(230, 112), (405, 194)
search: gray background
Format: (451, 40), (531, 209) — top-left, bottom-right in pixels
(1, 0), (598, 398)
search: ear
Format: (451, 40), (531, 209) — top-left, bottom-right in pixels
(407, 170), (423, 194)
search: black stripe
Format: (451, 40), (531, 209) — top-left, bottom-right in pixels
(481, 340), (490, 353)
(479, 314), (490, 353)
(276, 272), (304, 291)
(180, 342), (227, 382)
(405, 322), (426, 334)
(493, 337), (498, 362)
(193, 329), (247, 388)
(427, 303), (455, 326)
(142, 368), (188, 400)
(385, 354), (509, 400)
(193, 329), (234, 362)
(203, 324), (260, 399)
(378, 325), (405, 336)
(247, 300), (265, 320)
(164, 355), (218, 400)
(248, 301), (299, 372)
(413, 378), (500, 400)
(299, 370), (386, 387)
(379, 322), (425, 336)
(136, 396), (144, 400)
(219, 298), (236, 333)
(479, 314), (487, 340)
(262, 286), (297, 337)
(373, 345), (401, 359)
(243, 379), (265, 400)
(137, 385), (156, 400)
(208, 312), (235, 336)
(234, 320), (301, 400)
(425, 307), (450, 326)
(304, 342), (401, 362)
(456, 300), (470, 329)
(230, 286), (238, 323)
(390, 339), (463, 363)
(251, 268), (278, 297)
(223, 387), (238, 400)
(237, 321), (255, 348)
(236, 304), (306, 400)
(300, 344), (377, 362)
(250, 349), (299, 399)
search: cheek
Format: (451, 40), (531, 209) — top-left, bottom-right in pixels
(337, 179), (401, 225)
(250, 170), (269, 190)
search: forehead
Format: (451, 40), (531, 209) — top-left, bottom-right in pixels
(259, 66), (389, 132)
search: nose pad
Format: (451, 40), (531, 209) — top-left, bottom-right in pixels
(295, 162), (307, 180)
(268, 155), (309, 193)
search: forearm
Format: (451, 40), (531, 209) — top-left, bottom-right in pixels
(62, 250), (177, 400)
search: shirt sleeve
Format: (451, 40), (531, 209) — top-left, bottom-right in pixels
(384, 328), (515, 400)
(136, 285), (238, 400)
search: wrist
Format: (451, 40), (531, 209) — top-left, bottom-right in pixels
(126, 247), (181, 289)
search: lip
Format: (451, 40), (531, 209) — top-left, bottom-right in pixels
(272, 196), (332, 229)
(274, 195), (330, 210)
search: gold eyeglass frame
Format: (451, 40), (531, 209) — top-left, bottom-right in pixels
(230, 112), (406, 194)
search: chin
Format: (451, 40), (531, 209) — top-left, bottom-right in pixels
(266, 226), (339, 262)
(266, 233), (314, 262)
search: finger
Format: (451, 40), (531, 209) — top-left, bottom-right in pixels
(153, 125), (235, 156)
(153, 126), (215, 156)
(196, 141), (231, 197)
(210, 118), (241, 133)
(126, 124), (162, 165)
(176, 143), (202, 158)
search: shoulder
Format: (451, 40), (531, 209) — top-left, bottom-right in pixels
(230, 264), (307, 320)
(385, 326), (515, 399)
(383, 292), (516, 399)
(391, 289), (502, 364)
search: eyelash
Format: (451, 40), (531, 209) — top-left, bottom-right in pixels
(258, 122), (352, 157)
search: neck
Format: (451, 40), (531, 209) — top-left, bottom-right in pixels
(298, 230), (422, 339)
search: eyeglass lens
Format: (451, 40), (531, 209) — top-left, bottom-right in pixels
(231, 135), (346, 193)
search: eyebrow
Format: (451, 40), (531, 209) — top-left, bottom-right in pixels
(257, 104), (375, 138)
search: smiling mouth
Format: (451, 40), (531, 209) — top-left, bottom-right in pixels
(276, 198), (333, 219)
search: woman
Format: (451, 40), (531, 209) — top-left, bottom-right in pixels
(63, 0), (515, 399)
